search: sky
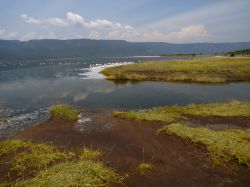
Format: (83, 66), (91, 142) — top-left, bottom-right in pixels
(0, 0), (249, 43)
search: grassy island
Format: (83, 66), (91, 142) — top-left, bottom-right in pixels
(102, 58), (250, 83)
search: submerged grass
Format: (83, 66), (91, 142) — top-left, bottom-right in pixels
(137, 163), (154, 176)
(102, 58), (250, 83)
(158, 124), (250, 166)
(14, 160), (124, 187)
(49, 104), (81, 122)
(79, 148), (103, 160)
(113, 101), (250, 123)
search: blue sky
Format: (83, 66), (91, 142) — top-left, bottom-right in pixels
(0, 0), (249, 43)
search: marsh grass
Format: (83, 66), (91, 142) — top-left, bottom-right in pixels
(79, 148), (103, 160)
(158, 124), (250, 166)
(113, 101), (250, 123)
(0, 139), (123, 186)
(49, 104), (81, 122)
(14, 160), (124, 187)
(113, 101), (250, 166)
(11, 143), (67, 177)
(102, 58), (250, 83)
(137, 163), (154, 176)
(0, 139), (32, 157)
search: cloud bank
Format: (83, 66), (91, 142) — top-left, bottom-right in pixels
(19, 12), (208, 42)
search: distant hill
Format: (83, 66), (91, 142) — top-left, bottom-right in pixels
(0, 39), (250, 60)
(225, 49), (250, 56)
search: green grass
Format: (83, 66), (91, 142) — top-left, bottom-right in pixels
(11, 143), (67, 177)
(113, 101), (250, 123)
(158, 124), (250, 166)
(0, 139), (124, 186)
(113, 101), (250, 166)
(0, 139), (32, 157)
(101, 58), (250, 83)
(79, 148), (103, 160)
(49, 104), (81, 122)
(14, 160), (124, 187)
(137, 163), (154, 176)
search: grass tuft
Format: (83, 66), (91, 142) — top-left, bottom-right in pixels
(11, 143), (67, 177)
(159, 123), (250, 166)
(79, 148), (103, 160)
(49, 104), (81, 122)
(137, 163), (154, 176)
(0, 139), (32, 157)
(14, 160), (124, 187)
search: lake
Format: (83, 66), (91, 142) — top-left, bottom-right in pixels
(1, 56), (250, 135)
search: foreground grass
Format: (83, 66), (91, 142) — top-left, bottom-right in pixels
(49, 104), (81, 122)
(113, 101), (250, 123)
(0, 139), (32, 157)
(14, 160), (124, 187)
(0, 139), (123, 186)
(102, 58), (250, 83)
(12, 143), (67, 176)
(158, 124), (250, 166)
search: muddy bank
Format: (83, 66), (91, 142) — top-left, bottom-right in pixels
(1, 111), (250, 186)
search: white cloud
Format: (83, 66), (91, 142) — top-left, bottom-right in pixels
(19, 12), (209, 42)
(21, 12), (134, 31)
(21, 14), (41, 24)
(107, 24), (208, 42)
(0, 28), (19, 40)
(142, 25), (208, 42)
(173, 25), (208, 40)
(21, 14), (68, 27)
(66, 12), (85, 27)
(88, 31), (101, 40)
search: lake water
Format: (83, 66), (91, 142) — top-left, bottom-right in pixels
(1, 56), (250, 135)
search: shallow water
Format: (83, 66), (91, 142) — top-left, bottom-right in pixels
(0, 56), (250, 135)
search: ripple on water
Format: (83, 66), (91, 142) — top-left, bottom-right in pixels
(0, 108), (50, 137)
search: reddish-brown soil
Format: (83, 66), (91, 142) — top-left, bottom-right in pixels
(1, 112), (250, 187)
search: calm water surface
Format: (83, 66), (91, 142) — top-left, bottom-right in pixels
(0, 56), (250, 135)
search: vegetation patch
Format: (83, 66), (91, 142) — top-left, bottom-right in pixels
(102, 58), (250, 83)
(79, 148), (103, 160)
(158, 124), (250, 166)
(137, 163), (154, 176)
(0, 139), (124, 186)
(49, 104), (81, 122)
(113, 101), (250, 123)
(0, 139), (32, 157)
(14, 160), (124, 187)
(225, 49), (250, 57)
(11, 143), (67, 177)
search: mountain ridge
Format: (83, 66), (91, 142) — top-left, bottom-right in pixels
(1, 39), (250, 60)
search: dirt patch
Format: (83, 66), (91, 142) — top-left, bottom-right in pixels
(1, 112), (250, 186)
